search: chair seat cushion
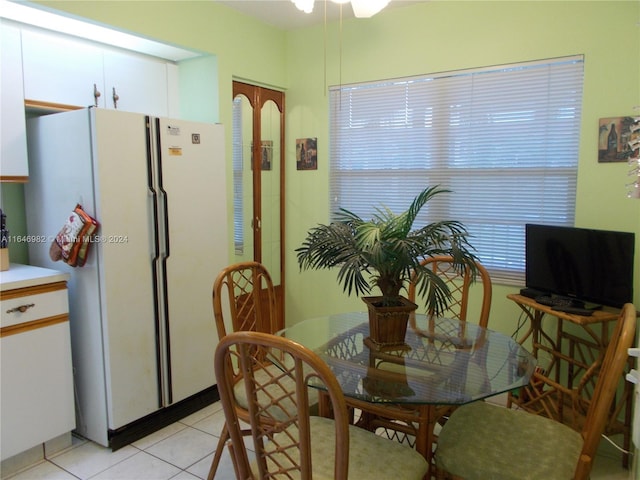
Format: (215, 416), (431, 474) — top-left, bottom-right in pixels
(435, 401), (583, 480)
(255, 416), (429, 479)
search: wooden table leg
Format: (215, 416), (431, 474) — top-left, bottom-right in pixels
(414, 404), (436, 478)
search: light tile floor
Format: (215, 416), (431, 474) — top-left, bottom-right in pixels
(1, 400), (634, 480)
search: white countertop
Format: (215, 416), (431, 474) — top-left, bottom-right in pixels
(0, 264), (69, 291)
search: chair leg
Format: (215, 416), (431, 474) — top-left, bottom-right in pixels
(227, 439), (241, 479)
(207, 423), (230, 480)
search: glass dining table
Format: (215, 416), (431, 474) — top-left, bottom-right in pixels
(277, 311), (536, 472)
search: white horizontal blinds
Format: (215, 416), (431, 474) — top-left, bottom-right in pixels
(329, 56), (584, 285)
(232, 97), (244, 254)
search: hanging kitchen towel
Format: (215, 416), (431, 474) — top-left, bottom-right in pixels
(74, 206), (99, 267)
(49, 204), (99, 267)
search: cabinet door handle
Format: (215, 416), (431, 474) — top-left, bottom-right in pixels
(6, 303), (35, 314)
(112, 87), (119, 109)
(94, 84), (101, 107)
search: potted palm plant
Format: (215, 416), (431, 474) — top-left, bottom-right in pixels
(296, 186), (479, 349)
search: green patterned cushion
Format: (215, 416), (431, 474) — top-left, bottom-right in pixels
(253, 416), (429, 479)
(435, 401), (583, 480)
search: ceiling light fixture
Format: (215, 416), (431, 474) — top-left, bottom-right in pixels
(350, 0), (390, 18)
(291, 0), (315, 14)
(291, 0), (390, 18)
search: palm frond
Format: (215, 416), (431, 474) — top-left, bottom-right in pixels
(296, 185), (479, 313)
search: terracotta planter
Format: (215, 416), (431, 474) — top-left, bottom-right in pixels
(362, 296), (418, 350)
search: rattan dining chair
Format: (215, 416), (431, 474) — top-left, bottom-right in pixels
(411, 255), (493, 415)
(434, 302), (637, 480)
(215, 330), (430, 479)
(408, 255), (493, 328)
(207, 261), (279, 480)
(358, 256), (493, 452)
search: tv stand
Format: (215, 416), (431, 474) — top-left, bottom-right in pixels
(507, 293), (632, 468)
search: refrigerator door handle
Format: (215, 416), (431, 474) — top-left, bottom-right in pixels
(154, 118), (170, 262)
(146, 115), (166, 409)
(160, 189), (170, 261)
(155, 117), (173, 406)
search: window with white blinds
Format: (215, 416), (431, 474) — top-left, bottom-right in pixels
(232, 97), (244, 254)
(329, 56), (584, 285)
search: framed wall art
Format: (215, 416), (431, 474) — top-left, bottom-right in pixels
(296, 137), (317, 170)
(598, 116), (637, 163)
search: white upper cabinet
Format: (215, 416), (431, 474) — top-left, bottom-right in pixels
(103, 50), (168, 117)
(21, 27), (177, 117)
(1, 21), (29, 181)
(22, 28), (104, 109)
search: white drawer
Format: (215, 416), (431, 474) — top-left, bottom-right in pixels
(0, 283), (69, 329)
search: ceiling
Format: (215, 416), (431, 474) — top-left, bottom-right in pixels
(215, 0), (429, 30)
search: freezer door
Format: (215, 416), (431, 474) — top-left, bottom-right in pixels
(91, 109), (161, 431)
(156, 118), (228, 403)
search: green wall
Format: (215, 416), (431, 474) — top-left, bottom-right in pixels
(283, 0), (640, 335)
(22, 0), (640, 337)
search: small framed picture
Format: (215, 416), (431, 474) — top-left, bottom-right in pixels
(296, 137), (317, 170)
(598, 116), (637, 163)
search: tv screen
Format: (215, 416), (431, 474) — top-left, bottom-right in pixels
(525, 224), (635, 308)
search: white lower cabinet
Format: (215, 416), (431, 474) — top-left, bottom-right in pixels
(0, 265), (74, 462)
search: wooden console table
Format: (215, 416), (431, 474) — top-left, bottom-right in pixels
(506, 293), (633, 468)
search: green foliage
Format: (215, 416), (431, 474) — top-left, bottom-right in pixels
(296, 186), (478, 314)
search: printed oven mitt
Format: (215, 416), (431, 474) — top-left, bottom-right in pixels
(49, 204), (99, 267)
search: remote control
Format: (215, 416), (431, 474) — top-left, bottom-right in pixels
(551, 306), (594, 316)
(536, 295), (584, 308)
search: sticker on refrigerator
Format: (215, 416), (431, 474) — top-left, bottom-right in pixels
(168, 147), (182, 156)
(167, 126), (180, 136)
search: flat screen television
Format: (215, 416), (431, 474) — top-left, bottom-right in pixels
(525, 224), (635, 308)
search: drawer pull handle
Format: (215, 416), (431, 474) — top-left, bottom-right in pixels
(6, 303), (35, 314)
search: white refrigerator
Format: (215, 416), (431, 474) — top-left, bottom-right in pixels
(25, 108), (228, 448)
